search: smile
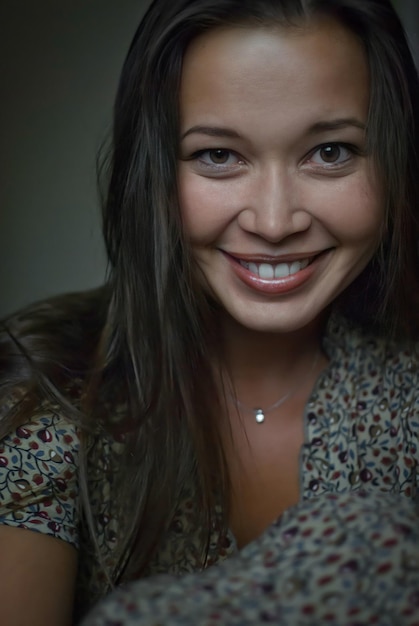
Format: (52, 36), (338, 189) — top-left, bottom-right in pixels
(222, 250), (329, 296)
(239, 258), (311, 280)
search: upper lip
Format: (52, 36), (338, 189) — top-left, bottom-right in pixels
(222, 250), (327, 263)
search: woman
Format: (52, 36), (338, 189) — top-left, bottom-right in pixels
(0, 0), (418, 624)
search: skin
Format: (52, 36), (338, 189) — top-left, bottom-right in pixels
(0, 525), (77, 626)
(178, 18), (384, 546)
(178, 19), (382, 338)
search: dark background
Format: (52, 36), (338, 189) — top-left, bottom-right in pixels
(0, 0), (417, 317)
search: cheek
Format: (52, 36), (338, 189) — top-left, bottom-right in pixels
(347, 186), (384, 245)
(178, 170), (201, 237)
(178, 171), (234, 242)
(314, 175), (384, 245)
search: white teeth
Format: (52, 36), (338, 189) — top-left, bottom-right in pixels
(240, 257), (311, 279)
(274, 263), (289, 278)
(259, 263), (275, 279)
(297, 259), (310, 271)
(248, 262), (258, 275)
(290, 261), (303, 275)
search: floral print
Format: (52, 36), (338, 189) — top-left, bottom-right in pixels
(301, 314), (418, 501)
(0, 412), (80, 544)
(82, 491), (419, 626)
(0, 314), (418, 621)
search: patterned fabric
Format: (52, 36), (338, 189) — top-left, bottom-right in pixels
(81, 490), (419, 626)
(0, 313), (418, 621)
(301, 314), (419, 500)
(0, 412), (80, 544)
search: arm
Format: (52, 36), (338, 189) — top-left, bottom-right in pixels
(0, 525), (78, 626)
(0, 410), (81, 626)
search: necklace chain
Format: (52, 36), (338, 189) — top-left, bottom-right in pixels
(229, 350), (320, 424)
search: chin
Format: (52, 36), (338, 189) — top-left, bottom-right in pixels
(223, 307), (325, 335)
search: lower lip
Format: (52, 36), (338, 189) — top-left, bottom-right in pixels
(224, 252), (327, 296)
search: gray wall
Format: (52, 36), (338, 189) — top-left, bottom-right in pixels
(397, 0), (419, 63)
(0, 0), (417, 318)
(0, 0), (149, 317)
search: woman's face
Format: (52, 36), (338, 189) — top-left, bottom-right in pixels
(177, 18), (383, 334)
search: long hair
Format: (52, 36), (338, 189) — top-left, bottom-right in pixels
(1, 0), (419, 591)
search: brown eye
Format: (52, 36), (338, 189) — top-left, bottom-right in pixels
(209, 149), (230, 164)
(319, 145), (342, 163)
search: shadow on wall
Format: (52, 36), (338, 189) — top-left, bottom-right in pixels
(396, 0), (419, 63)
(0, 0), (150, 318)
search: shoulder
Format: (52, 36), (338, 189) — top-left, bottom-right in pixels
(0, 407), (81, 547)
(0, 409), (80, 626)
(323, 313), (419, 433)
(0, 287), (113, 545)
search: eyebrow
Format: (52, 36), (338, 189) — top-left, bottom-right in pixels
(308, 118), (366, 133)
(180, 118), (366, 141)
(181, 125), (241, 140)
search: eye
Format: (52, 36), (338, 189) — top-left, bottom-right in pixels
(192, 148), (244, 170)
(207, 149), (232, 164)
(309, 143), (353, 166)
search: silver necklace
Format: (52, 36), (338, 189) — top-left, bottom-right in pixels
(229, 350), (320, 424)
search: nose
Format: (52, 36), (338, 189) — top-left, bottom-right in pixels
(237, 164), (312, 242)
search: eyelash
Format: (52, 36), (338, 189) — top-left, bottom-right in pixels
(190, 148), (244, 171)
(189, 142), (360, 174)
(308, 142), (360, 167)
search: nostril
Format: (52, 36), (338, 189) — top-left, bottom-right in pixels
(237, 205), (312, 242)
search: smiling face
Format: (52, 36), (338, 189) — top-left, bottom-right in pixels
(177, 18), (384, 335)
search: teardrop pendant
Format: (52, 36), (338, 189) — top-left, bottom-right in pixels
(254, 408), (265, 424)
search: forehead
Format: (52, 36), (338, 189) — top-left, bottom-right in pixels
(179, 18), (370, 139)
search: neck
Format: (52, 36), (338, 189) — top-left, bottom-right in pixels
(214, 311), (329, 420)
(219, 311), (327, 383)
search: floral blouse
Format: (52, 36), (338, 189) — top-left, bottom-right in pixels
(82, 490), (419, 626)
(0, 313), (418, 621)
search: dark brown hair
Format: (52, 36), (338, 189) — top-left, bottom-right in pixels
(1, 0), (419, 593)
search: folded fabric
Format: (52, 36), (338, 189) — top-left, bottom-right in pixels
(82, 491), (419, 626)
